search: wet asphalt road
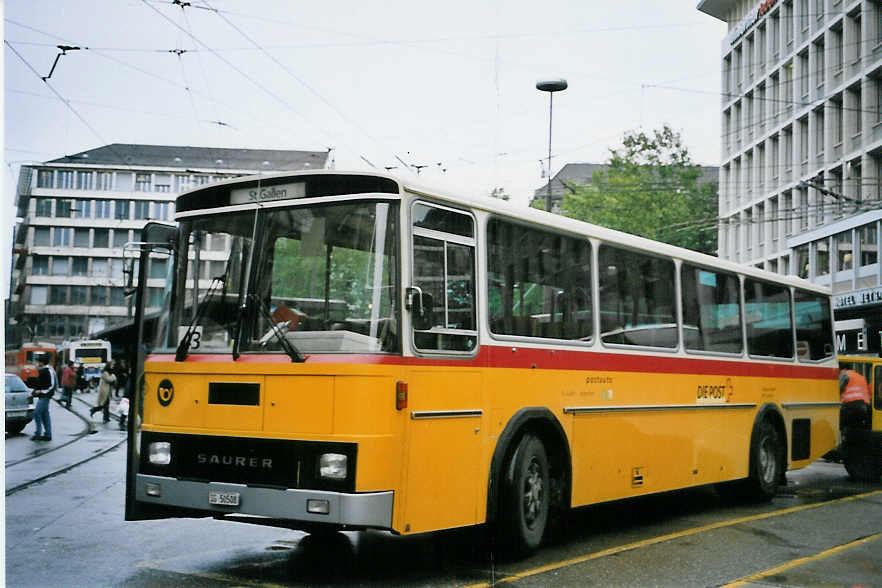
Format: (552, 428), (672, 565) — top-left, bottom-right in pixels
(5, 397), (881, 587)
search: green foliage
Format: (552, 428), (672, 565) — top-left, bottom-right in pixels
(560, 125), (718, 255)
(271, 238), (388, 318)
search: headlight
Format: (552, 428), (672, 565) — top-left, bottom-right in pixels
(148, 441), (171, 465)
(318, 453), (347, 480)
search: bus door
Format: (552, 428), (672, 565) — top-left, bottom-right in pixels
(125, 222), (178, 521)
(403, 201), (484, 533)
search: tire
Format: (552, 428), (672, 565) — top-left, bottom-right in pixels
(498, 434), (550, 557)
(843, 429), (882, 483)
(744, 418), (783, 501)
(6, 421), (27, 435)
(844, 452), (881, 482)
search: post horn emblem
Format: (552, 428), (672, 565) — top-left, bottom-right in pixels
(157, 379), (174, 407)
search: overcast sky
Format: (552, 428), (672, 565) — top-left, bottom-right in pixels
(3, 0), (727, 297)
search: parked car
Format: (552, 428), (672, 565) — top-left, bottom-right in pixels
(5, 373), (34, 435)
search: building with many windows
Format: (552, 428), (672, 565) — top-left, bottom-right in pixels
(698, 0), (882, 354)
(8, 144), (328, 345)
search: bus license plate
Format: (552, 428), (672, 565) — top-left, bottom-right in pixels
(208, 491), (240, 506)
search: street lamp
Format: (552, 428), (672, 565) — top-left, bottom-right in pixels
(537, 78), (568, 212)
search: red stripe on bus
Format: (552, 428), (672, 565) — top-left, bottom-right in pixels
(148, 347), (837, 380)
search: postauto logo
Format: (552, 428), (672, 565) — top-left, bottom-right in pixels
(157, 379), (174, 407)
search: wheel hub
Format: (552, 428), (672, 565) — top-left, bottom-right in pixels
(523, 458), (544, 527)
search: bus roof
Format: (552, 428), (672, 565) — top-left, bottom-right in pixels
(174, 170), (831, 297)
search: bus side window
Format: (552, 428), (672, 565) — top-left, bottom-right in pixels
(793, 289), (834, 361)
(598, 245), (676, 349)
(744, 278), (793, 358)
(680, 264), (742, 354)
(486, 218), (592, 342)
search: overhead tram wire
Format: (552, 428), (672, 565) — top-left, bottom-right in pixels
(140, 1), (387, 170)
(4, 40), (126, 164)
(148, 1), (707, 46)
(171, 0), (201, 125)
(7, 87), (198, 122)
(4, 15), (713, 174)
(138, 0), (328, 144)
(197, 0), (410, 174)
(170, 47), (201, 125)
(653, 196), (882, 236)
(5, 20), (243, 133)
(177, 1), (223, 127)
(4, 20), (341, 158)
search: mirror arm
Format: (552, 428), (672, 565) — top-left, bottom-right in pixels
(406, 286), (424, 312)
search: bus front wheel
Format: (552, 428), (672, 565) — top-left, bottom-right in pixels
(498, 434), (549, 557)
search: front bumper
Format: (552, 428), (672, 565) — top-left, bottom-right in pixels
(136, 474), (394, 528)
(6, 409), (33, 424)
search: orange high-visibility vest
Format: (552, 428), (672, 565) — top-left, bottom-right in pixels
(841, 370), (871, 404)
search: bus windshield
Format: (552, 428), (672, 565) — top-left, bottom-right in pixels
(75, 348), (109, 362)
(164, 200), (400, 356)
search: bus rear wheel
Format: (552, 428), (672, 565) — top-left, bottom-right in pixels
(745, 419), (783, 501)
(843, 429), (882, 483)
(498, 434), (549, 557)
(844, 452), (881, 482)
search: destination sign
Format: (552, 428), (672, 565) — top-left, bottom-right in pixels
(231, 182), (305, 205)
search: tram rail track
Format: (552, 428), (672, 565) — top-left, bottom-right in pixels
(5, 395), (126, 496)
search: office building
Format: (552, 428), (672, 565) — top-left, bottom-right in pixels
(8, 144), (328, 345)
(698, 0), (882, 353)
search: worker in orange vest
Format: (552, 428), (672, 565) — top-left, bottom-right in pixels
(839, 368), (871, 430)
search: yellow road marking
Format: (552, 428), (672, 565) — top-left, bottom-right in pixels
(723, 532), (882, 588)
(465, 489), (882, 587)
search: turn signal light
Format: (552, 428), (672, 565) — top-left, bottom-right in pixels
(396, 381), (408, 411)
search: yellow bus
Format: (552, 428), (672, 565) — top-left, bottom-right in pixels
(125, 171), (839, 555)
(837, 355), (882, 482)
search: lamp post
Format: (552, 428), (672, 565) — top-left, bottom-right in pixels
(537, 78), (568, 212)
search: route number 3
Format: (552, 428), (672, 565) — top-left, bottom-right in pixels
(177, 326), (203, 350)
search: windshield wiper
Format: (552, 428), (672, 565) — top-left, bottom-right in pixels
(248, 294), (305, 363)
(175, 275), (225, 361)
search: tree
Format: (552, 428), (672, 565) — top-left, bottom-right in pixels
(560, 125), (717, 255)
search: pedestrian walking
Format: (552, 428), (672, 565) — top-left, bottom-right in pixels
(60, 361), (77, 409)
(28, 352), (57, 441)
(76, 363), (86, 394)
(113, 359), (128, 398)
(90, 359), (116, 423)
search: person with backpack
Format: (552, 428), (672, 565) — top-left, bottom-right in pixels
(28, 352), (57, 441)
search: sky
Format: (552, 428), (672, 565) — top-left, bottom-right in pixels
(2, 0), (728, 298)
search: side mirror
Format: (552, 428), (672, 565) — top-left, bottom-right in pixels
(407, 287), (435, 331)
(142, 222), (178, 248)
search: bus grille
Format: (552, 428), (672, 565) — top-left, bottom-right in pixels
(139, 432), (356, 492)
